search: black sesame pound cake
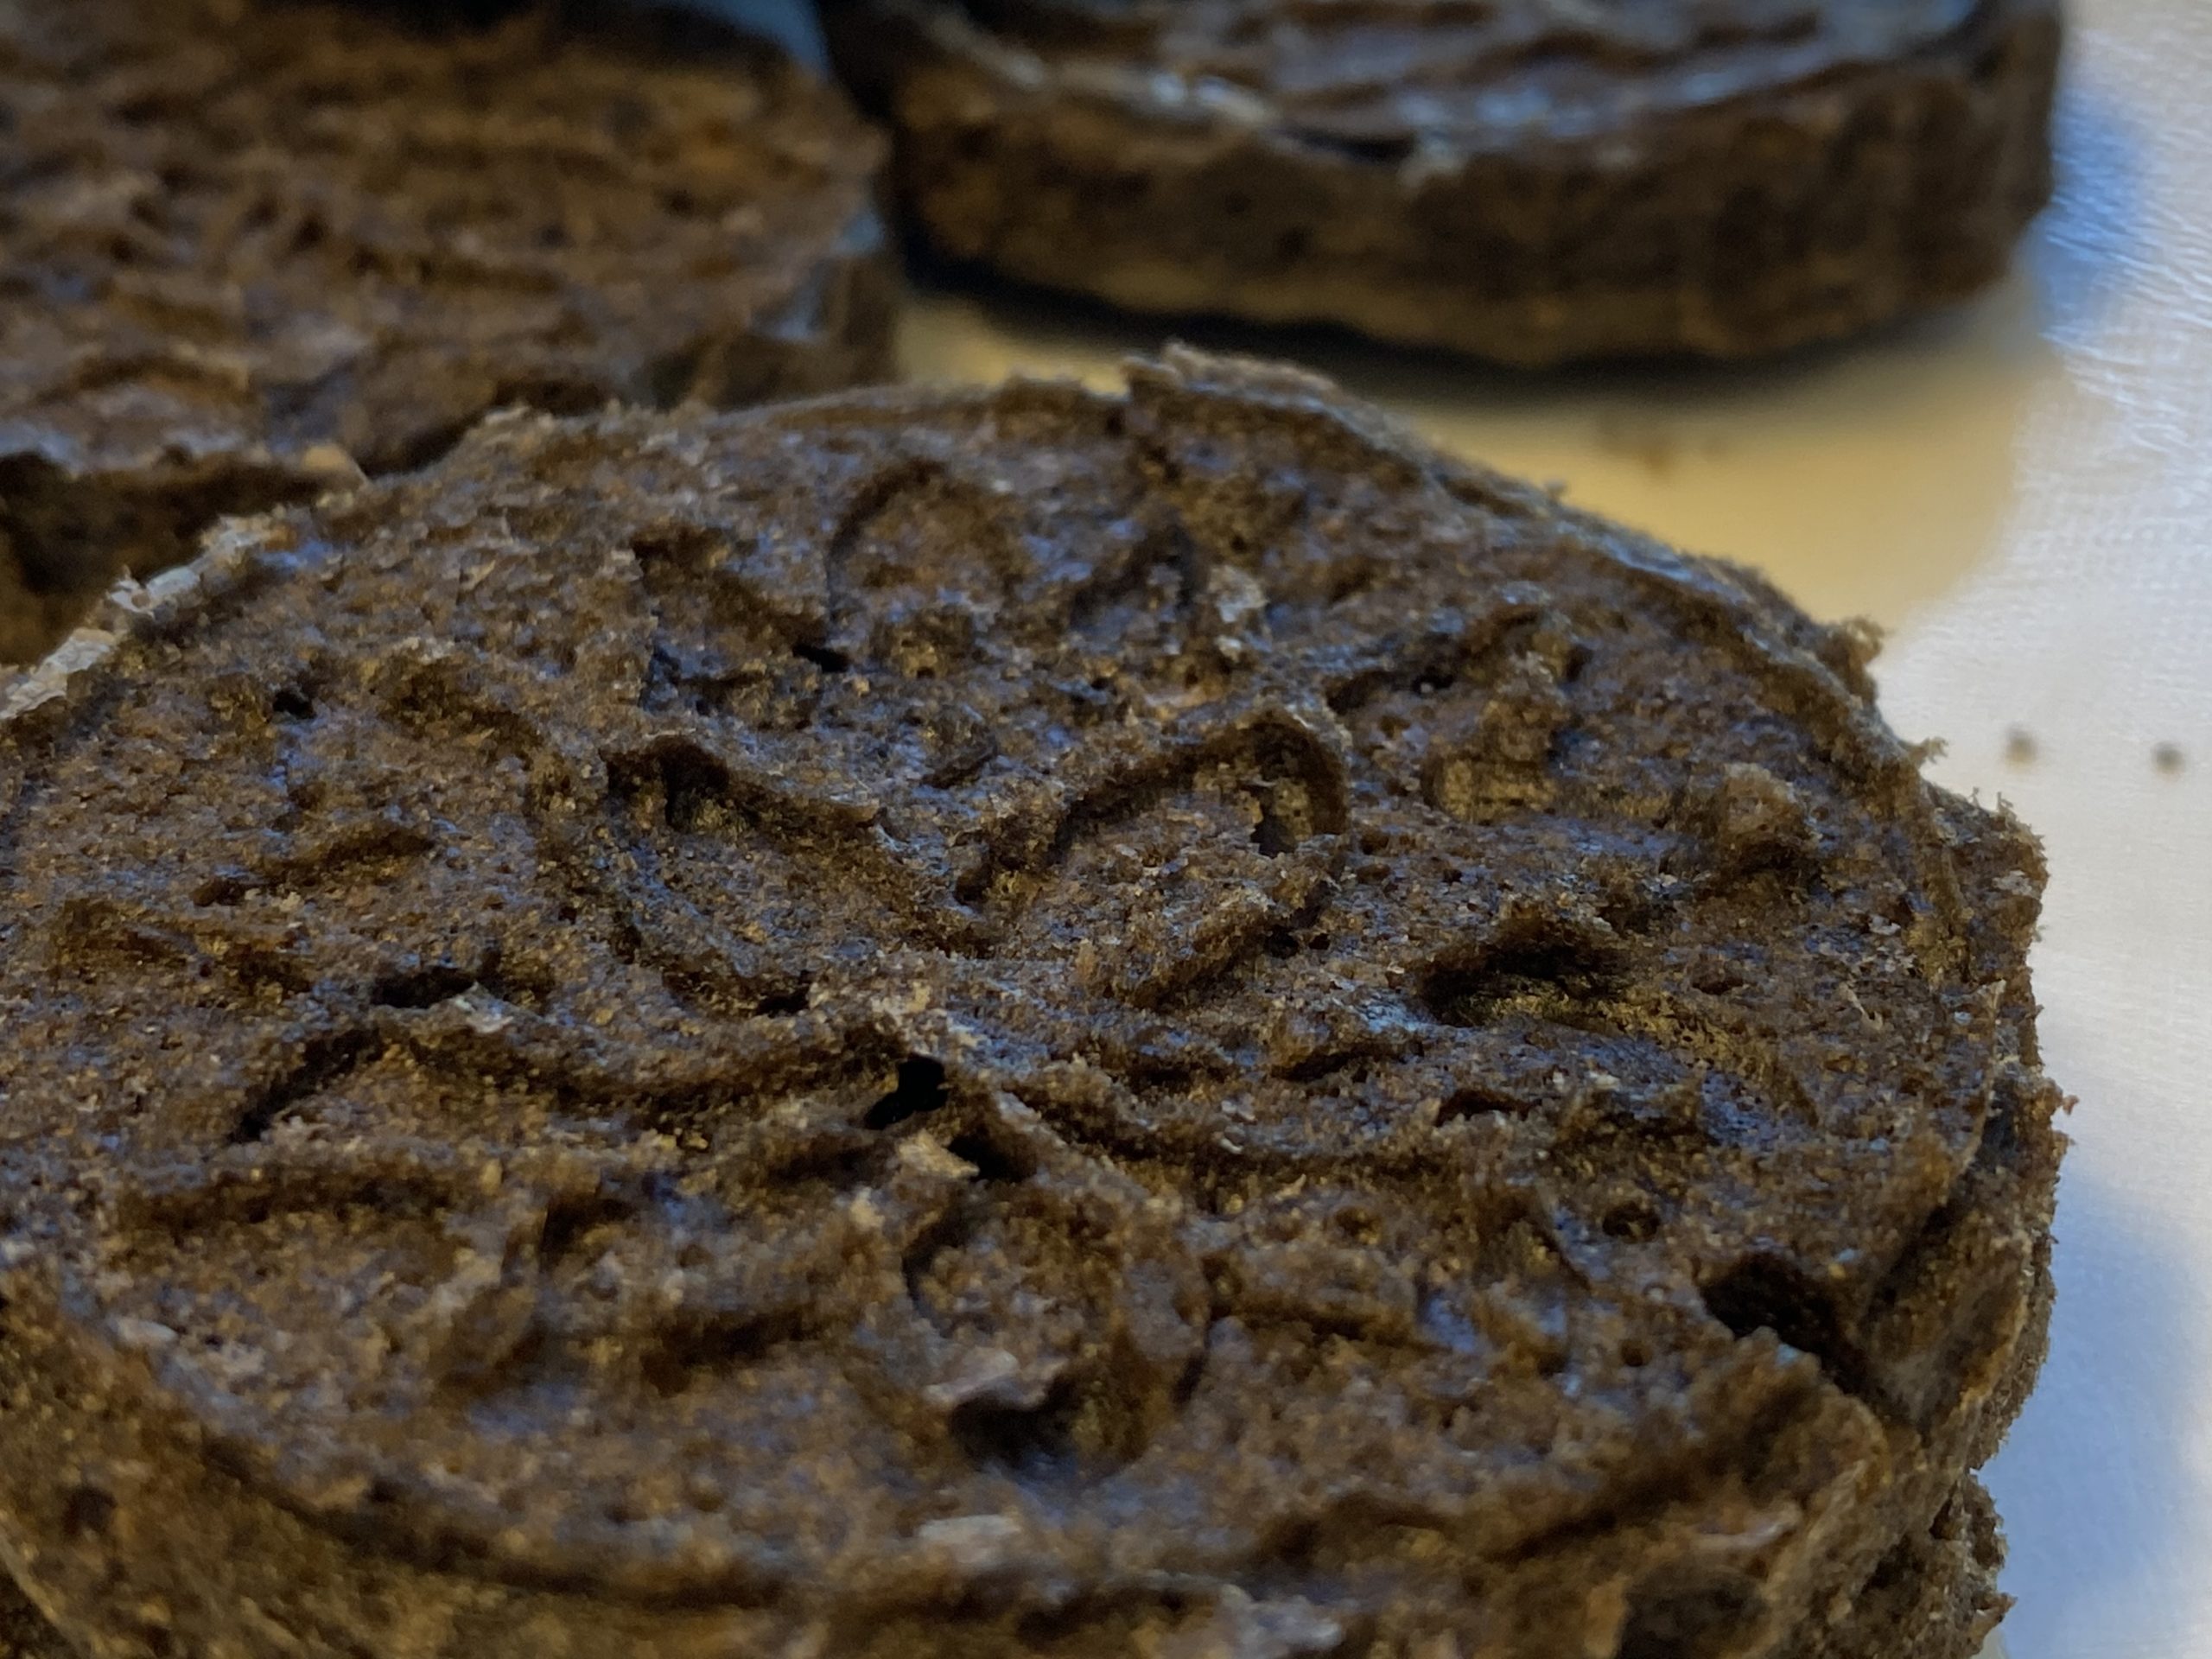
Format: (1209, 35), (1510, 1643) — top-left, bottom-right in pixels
(828, 0), (2059, 366)
(0, 351), (2060, 1659)
(0, 0), (893, 665)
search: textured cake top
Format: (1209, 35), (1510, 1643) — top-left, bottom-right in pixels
(0, 0), (882, 479)
(0, 354), (2044, 1648)
(941, 0), (1996, 151)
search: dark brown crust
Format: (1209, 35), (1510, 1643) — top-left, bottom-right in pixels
(0, 1478), (2012, 1659)
(0, 0), (892, 665)
(0, 353), (2060, 1656)
(1788, 1478), (2008, 1659)
(0, 1580), (61, 1659)
(828, 0), (2058, 365)
(0, 1479), (2011, 1659)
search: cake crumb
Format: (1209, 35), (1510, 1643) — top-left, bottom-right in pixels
(2004, 727), (2037, 765)
(2154, 742), (2185, 774)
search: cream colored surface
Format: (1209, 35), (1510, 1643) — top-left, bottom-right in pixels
(898, 2), (2212, 1654)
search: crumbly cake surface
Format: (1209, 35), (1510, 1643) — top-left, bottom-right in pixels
(829, 0), (2058, 365)
(0, 0), (892, 663)
(0, 353), (2061, 1657)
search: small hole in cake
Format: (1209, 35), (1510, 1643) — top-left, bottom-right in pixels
(1617, 1568), (1764, 1659)
(370, 964), (476, 1009)
(1417, 921), (1625, 1028)
(539, 1191), (639, 1266)
(944, 1130), (1027, 1184)
(751, 977), (814, 1019)
(865, 1057), (950, 1130)
(1251, 794), (1301, 856)
(1439, 1081), (1535, 1122)
(950, 1372), (1147, 1476)
(1601, 1198), (1662, 1242)
(1700, 1255), (1868, 1396)
(192, 872), (250, 907)
(639, 1315), (797, 1398)
(60, 1484), (115, 1540)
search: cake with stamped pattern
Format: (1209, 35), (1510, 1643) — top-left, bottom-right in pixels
(0, 351), (2059, 1658)
(0, 0), (892, 664)
(829, 0), (2059, 365)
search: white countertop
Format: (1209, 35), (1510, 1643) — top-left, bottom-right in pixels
(900, 3), (2212, 1653)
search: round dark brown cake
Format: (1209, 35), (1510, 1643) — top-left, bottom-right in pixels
(0, 352), (2059, 1658)
(0, 0), (893, 665)
(828, 0), (2058, 367)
